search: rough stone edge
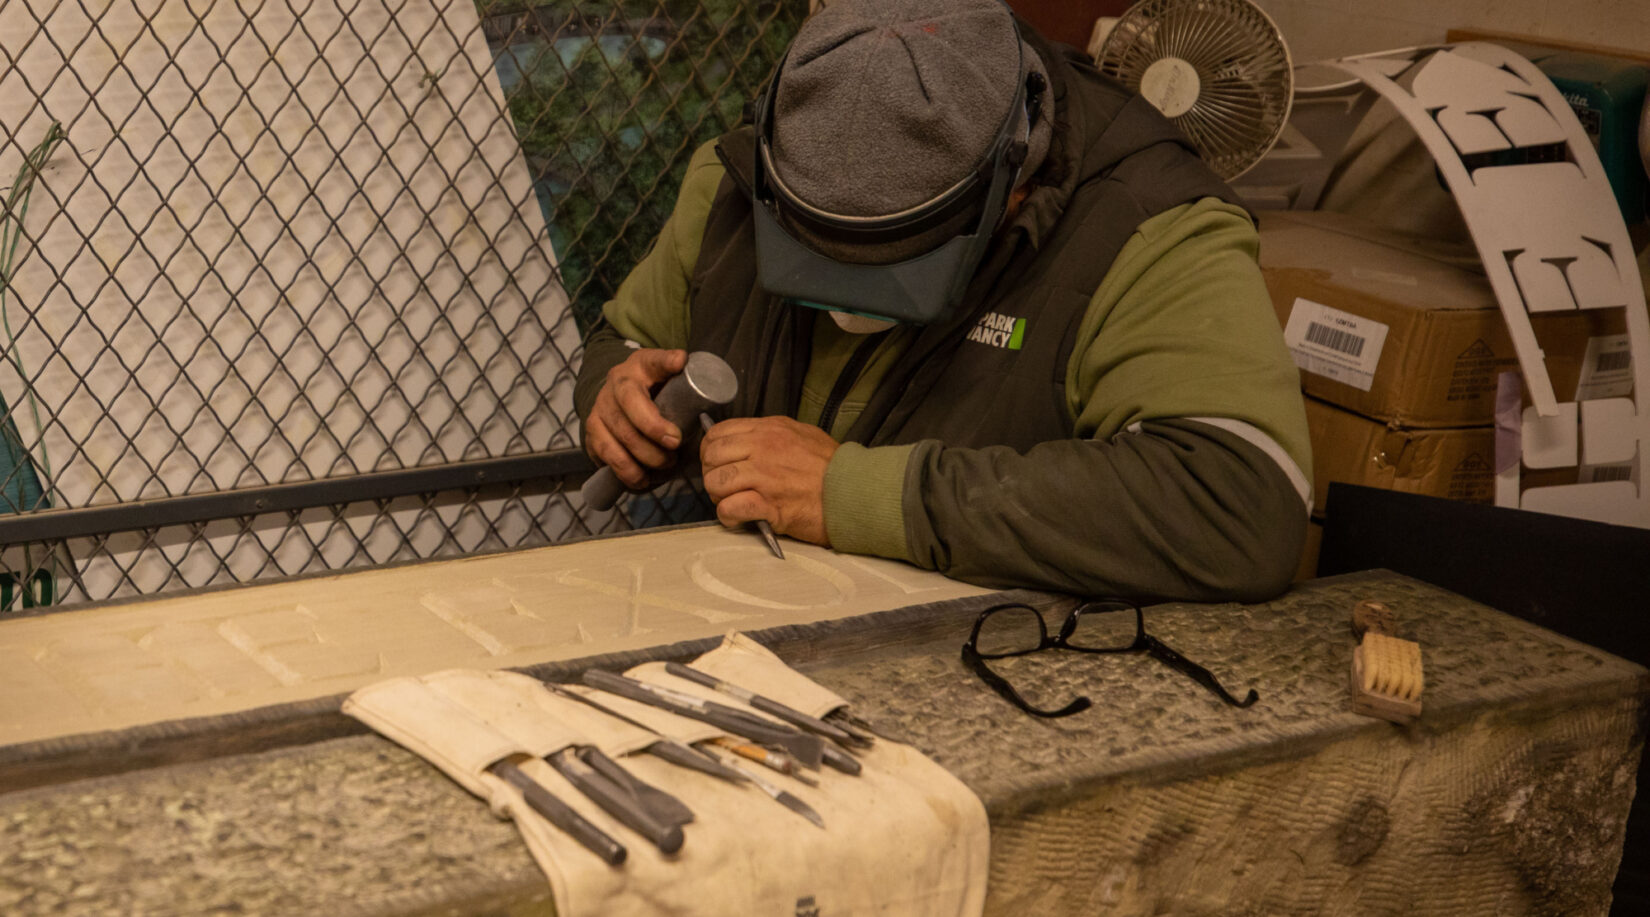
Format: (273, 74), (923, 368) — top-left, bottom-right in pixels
(982, 570), (1650, 818)
(982, 693), (1648, 917)
(12, 567), (1645, 798)
(985, 674), (1650, 822)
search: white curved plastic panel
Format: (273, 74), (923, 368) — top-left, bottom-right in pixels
(1313, 44), (1649, 528)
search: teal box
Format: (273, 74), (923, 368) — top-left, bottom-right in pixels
(1532, 51), (1649, 225)
(0, 389), (47, 514)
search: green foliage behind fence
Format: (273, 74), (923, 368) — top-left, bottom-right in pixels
(479, 0), (803, 334)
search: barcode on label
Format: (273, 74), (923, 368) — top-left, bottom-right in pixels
(1284, 298), (1387, 392)
(1588, 465), (1634, 483)
(1596, 351), (1631, 372)
(1305, 322), (1366, 358)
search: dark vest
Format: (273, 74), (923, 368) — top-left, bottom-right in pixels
(687, 41), (1241, 453)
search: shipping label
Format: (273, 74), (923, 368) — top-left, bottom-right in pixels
(1575, 334), (1634, 400)
(1581, 463), (1637, 484)
(1283, 297), (1389, 392)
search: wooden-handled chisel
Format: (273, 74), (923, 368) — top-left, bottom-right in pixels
(664, 662), (855, 745)
(699, 746), (825, 830)
(703, 736), (818, 787)
(663, 662), (865, 776)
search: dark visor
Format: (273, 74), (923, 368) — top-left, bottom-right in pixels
(750, 45), (1030, 325)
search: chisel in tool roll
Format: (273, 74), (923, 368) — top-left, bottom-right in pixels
(490, 754), (627, 866)
(582, 669), (825, 769)
(548, 748), (685, 855)
(663, 662), (864, 776)
(542, 682), (751, 785)
(823, 709), (880, 746)
(578, 746), (695, 828)
(663, 662), (858, 746)
(699, 747), (826, 830)
(703, 736), (818, 787)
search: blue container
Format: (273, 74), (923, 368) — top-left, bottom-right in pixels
(1533, 51), (1650, 225)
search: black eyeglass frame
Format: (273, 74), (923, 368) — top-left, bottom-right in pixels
(960, 600), (1260, 718)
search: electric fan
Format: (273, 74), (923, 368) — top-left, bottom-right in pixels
(1640, 91), (1649, 184)
(1091, 0), (1293, 180)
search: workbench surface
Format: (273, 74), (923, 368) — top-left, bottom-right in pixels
(1, 569), (1644, 916)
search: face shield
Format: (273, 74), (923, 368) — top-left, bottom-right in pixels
(749, 42), (1043, 326)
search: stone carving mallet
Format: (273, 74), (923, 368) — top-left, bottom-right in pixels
(581, 351), (784, 559)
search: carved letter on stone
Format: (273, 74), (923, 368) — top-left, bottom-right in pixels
(218, 606), (384, 686)
(420, 585), (572, 656)
(687, 548), (855, 612)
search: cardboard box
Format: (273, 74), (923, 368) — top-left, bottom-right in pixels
(1293, 517), (1324, 583)
(1261, 212), (1622, 428)
(1305, 396), (1495, 516)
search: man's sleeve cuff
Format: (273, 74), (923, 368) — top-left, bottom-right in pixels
(823, 442), (919, 563)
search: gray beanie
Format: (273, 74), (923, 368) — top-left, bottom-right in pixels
(773, 0), (1052, 220)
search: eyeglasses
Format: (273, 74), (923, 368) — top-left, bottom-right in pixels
(960, 599), (1259, 718)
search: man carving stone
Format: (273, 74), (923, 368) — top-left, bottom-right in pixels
(575, 0), (1312, 602)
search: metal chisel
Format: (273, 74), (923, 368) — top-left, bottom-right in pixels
(490, 755), (627, 866)
(664, 661), (867, 750)
(700, 747), (826, 830)
(823, 708), (881, 746)
(664, 662), (863, 776)
(548, 748), (685, 855)
(578, 746), (695, 828)
(582, 669), (825, 769)
(643, 735), (752, 783)
(542, 682), (751, 785)
(703, 736), (818, 787)
(357, 682), (629, 864)
(546, 683), (822, 828)
(699, 412), (785, 559)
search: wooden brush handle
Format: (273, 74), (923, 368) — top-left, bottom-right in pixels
(1351, 600), (1397, 638)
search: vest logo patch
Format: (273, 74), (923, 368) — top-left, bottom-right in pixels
(967, 312), (1025, 350)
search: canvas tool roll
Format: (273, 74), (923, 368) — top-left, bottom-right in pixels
(343, 633), (990, 917)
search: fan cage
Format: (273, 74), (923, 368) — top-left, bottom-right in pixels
(1096, 0), (1293, 179)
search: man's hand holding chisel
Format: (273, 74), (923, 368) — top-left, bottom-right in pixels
(583, 347), (833, 554)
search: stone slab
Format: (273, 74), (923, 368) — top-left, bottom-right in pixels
(0, 571), (1644, 916)
(0, 525), (989, 754)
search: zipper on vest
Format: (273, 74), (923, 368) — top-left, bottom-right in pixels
(818, 333), (886, 437)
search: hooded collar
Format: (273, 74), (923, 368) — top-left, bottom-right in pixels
(1001, 24), (1204, 253)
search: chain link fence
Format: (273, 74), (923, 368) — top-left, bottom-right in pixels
(0, 0), (804, 611)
